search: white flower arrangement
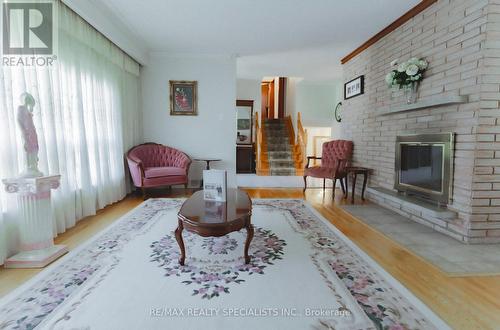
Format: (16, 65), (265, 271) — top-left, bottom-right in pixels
(385, 57), (427, 89)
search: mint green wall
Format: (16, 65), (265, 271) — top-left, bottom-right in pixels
(294, 80), (342, 137)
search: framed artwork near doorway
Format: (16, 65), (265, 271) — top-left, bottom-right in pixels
(170, 80), (197, 115)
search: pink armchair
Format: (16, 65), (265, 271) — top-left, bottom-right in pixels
(303, 140), (353, 198)
(126, 143), (191, 199)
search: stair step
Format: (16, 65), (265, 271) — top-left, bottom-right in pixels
(264, 119), (285, 124)
(266, 135), (288, 139)
(267, 146), (291, 152)
(266, 138), (290, 144)
(268, 151), (292, 156)
(260, 119), (298, 176)
(270, 168), (296, 176)
(269, 160), (295, 165)
(268, 158), (294, 162)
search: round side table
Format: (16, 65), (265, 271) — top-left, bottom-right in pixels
(194, 158), (222, 188)
(345, 166), (372, 204)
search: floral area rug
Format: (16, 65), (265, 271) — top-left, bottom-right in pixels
(0, 199), (449, 330)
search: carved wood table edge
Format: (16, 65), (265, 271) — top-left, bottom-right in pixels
(175, 189), (253, 265)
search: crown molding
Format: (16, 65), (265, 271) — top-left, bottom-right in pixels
(62, 0), (149, 65)
(341, 0), (437, 65)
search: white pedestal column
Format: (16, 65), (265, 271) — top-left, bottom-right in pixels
(2, 175), (68, 268)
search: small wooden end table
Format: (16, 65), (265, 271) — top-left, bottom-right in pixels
(345, 166), (371, 204)
(194, 158), (222, 188)
(176, 189), (253, 265)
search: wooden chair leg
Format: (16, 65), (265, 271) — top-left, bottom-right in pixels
(141, 187), (146, 200)
(303, 176), (307, 193)
(323, 178), (326, 191)
(332, 179), (337, 198)
(340, 177), (346, 194)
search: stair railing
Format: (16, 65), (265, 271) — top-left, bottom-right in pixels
(296, 112), (308, 167)
(255, 112), (262, 168)
(285, 115), (295, 145)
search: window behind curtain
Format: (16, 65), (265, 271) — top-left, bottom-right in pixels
(0, 0), (143, 265)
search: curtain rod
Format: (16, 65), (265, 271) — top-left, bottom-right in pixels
(59, 0), (142, 67)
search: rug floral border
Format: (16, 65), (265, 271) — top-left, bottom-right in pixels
(0, 199), (443, 330)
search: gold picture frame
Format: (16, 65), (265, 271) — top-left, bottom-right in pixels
(169, 80), (198, 116)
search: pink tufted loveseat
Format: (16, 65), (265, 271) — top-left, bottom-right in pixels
(126, 143), (191, 198)
(303, 140), (353, 197)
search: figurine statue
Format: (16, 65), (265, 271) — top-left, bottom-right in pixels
(17, 92), (43, 178)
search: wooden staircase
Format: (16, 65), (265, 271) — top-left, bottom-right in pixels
(255, 112), (307, 176)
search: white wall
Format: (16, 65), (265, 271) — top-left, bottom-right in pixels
(295, 80), (341, 129)
(286, 79), (342, 138)
(305, 127), (332, 159)
(142, 54), (237, 187)
(236, 79), (261, 118)
(331, 82), (343, 139)
(285, 77), (300, 134)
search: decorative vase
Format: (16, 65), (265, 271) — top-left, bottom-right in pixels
(405, 83), (418, 104)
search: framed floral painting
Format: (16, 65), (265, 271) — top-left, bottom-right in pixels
(169, 80), (197, 115)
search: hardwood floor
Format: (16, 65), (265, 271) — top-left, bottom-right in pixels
(1, 188), (499, 329)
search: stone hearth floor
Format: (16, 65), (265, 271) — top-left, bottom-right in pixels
(341, 202), (500, 276)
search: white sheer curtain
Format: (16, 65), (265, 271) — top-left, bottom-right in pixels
(0, 1), (142, 264)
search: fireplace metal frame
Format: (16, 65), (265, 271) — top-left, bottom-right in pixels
(394, 133), (454, 204)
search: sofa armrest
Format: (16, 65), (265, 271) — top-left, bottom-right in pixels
(126, 157), (144, 187)
(172, 152), (192, 173)
(306, 156), (321, 168)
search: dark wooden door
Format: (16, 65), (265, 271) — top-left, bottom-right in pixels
(236, 145), (255, 173)
(261, 80), (275, 119)
(278, 77), (286, 119)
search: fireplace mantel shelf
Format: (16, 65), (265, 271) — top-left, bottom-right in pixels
(376, 95), (468, 116)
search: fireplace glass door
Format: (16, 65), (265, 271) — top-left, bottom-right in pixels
(399, 144), (443, 193)
(395, 133), (453, 204)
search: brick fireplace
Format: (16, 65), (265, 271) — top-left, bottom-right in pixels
(340, 0), (500, 243)
(395, 133), (454, 205)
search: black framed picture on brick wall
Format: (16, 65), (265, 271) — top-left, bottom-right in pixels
(344, 75), (364, 99)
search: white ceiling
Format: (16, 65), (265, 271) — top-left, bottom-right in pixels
(91, 0), (420, 81)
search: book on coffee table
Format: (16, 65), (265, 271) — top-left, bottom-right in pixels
(203, 169), (227, 202)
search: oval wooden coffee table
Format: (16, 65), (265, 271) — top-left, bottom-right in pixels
(176, 188), (253, 265)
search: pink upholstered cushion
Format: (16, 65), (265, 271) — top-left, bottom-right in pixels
(128, 144), (190, 168)
(126, 143), (191, 188)
(144, 167), (186, 178)
(304, 166), (334, 179)
(303, 140), (353, 180)
(142, 175), (188, 188)
(321, 140), (353, 168)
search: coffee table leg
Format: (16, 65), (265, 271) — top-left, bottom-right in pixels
(244, 223), (254, 264)
(351, 173), (357, 204)
(361, 171), (368, 201)
(175, 220), (186, 266)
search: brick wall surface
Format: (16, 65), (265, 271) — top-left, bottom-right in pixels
(342, 0), (500, 243)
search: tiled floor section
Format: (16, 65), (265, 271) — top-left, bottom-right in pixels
(341, 203), (500, 275)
